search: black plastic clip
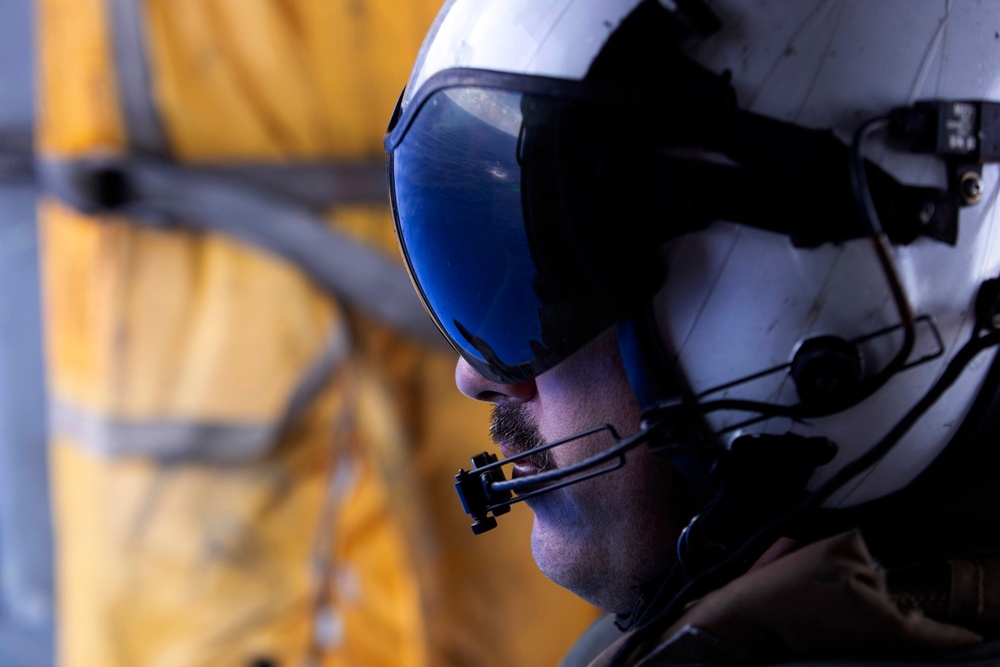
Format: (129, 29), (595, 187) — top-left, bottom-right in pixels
(454, 452), (512, 534)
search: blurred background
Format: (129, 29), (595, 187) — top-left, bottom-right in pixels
(0, 1), (598, 666)
(0, 0), (55, 664)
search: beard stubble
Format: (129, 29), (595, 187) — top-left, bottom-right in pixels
(490, 401), (554, 471)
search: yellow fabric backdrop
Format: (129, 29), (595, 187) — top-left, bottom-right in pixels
(36, 0), (598, 665)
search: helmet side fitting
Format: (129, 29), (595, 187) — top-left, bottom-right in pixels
(603, 0), (1000, 544)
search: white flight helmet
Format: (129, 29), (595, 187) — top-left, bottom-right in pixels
(657, 1), (1000, 508)
(386, 0), (1000, 525)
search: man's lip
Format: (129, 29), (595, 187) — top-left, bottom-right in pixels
(495, 442), (545, 489)
(512, 460), (540, 480)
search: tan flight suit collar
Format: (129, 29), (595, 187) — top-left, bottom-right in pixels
(588, 531), (999, 666)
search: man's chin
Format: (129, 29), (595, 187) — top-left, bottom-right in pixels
(529, 519), (622, 612)
(529, 518), (567, 587)
(528, 504), (580, 582)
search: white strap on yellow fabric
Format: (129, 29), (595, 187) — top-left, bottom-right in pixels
(106, 0), (167, 155)
(49, 401), (280, 462)
(37, 155), (445, 347)
(49, 315), (353, 462)
(40, 0), (445, 460)
(90, 0), (444, 346)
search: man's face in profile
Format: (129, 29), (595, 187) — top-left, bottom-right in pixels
(456, 329), (693, 613)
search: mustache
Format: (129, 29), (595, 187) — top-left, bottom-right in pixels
(490, 402), (554, 471)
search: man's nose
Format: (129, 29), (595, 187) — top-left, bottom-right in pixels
(455, 357), (536, 403)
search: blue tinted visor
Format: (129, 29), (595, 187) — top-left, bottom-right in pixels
(386, 69), (666, 384)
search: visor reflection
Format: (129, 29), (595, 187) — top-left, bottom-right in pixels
(393, 88), (546, 377)
(390, 78), (656, 384)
